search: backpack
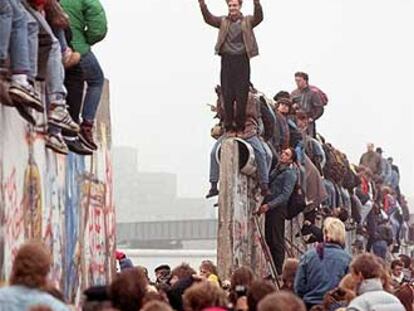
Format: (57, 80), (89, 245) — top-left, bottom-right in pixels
(310, 85), (329, 106)
(286, 185), (306, 220)
(322, 144), (347, 184)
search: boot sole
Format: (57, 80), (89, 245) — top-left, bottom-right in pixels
(79, 133), (98, 151)
(46, 142), (69, 155)
(48, 119), (80, 134)
(9, 88), (44, 112)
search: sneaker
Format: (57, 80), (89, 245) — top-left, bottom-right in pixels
(46, 134), (69, 155)
(206, 188), (219, 199)
(64, 136), (93, 156)
(48, 105), (80, 134)
(63, 48), (81, 69)
(9, 81), (44, 112)
(15, 103), (36, 125)
(79, 121), (98, 150)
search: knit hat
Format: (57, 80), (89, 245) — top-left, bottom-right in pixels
(119, 257), (134, 271)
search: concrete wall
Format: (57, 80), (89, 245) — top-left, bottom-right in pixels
(0, 81), (116, 303)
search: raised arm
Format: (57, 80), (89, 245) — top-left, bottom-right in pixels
(198, 0), (222, 28)
(252, 0), (263, 27)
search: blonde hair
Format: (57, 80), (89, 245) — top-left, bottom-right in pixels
(323, 217), (346, 247)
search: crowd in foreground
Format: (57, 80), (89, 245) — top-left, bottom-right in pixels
(1, 236), (414, 311)
(0, 0), (107, 155)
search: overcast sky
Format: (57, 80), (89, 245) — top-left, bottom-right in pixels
(94, 0), (414, 199)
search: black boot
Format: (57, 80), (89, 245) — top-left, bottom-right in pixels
(206, 182), (219, 199)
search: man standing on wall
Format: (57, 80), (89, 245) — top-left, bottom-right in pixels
(198, 0), (263, 132)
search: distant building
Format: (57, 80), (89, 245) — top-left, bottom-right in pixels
(113, 146), (215, 223)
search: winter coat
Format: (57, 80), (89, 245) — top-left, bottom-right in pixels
(294, 243), (351, 306)
(346, 278), (404, 311)
(304, 154), (327, 208)
(266, 164), (297, 211)
(291, 86), (324, 120)
(60, 0), (108, 55)
(199, 1), (263, 58)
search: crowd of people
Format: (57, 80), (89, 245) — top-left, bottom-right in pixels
(2, 240), (414, 310)
(0, 0), (107, 156)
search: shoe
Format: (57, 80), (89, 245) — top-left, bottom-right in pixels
(63, 48), (81, 69)
(48, 105), (80, 134)
(64, 137), (93, 156)
(9, 81), (44, 112)
(46, 134), (69, 155)
(79, 121), (98, 150)
(15, 103), (36, 125)
(206, 188), (219, 199)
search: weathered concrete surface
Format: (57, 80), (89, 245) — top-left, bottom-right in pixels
(217, 138), (266, 280)
(0, 81), (116, 303)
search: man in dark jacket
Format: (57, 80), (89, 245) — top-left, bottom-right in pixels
(199, 0), (263, 131)
(359, 143), (382, 176)
(256, 147), (297, 274)
(61, 0), (108, 153)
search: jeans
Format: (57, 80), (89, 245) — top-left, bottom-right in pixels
(9, 0), (37, 76)
(323, 179), (336, 209)
(265, 206), (286, 274)
(65, 51), (104, 123)
(360, 200), (373, 225)
(27, 6), (66, 104)
(0, 0), (12, 61)
(54, 27), (67, 53)
(209, 136), (270, 185)
(372, 240), (387, 259)
(220, 54), (250, 129)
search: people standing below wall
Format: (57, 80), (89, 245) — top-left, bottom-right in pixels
(60, 0), (107, 154)
(198, 0), (263, 132)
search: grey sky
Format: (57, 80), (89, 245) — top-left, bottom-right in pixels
(94, 0), (414, 198)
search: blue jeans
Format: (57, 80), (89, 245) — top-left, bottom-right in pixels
(372, 240), (387, 259)
(209, 136), (270, 185)
(0, 0), (12, 61)
(9, 0), (37, 76)
(26, 6), (66, 104)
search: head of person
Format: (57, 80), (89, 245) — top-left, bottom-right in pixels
(171, 263), (197, 286)
(10, 241), (52, 289)
(273, 91), (290, 102)
(229, 267), (256, 305)
(280, 147), (297, 165)
(323, 217), (346, 247)
(391, 260), (404, 278)
(227, 0), (242, 18)
(398, 255), (411, 270)
(339, 274), (358, 293)
(199, 260), (218, 279)
(82, 285), (112, 311)
(376, 147), (383, 155)
(295, 110), (309, 130)
(183, 281), (227, 311)
(294, 72), (309, 90)
(246, 280), (276, 311)
(387, 157), (394, 164)
(276, 98), (292, 115)
(110, 267), (148, 311)
(350, 253), (383, 287)
(142, 301), (174, 311)
(155, 265), (172, 284)
(282, 258), (299, 291)
(257, 291), (306, 311)
(322, 287), (356, 311)
(367, 143), (375, 152)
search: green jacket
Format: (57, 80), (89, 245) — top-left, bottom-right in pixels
(61, 0), (108, 56)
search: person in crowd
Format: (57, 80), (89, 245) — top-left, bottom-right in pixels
(81, 285), (112, 311)
(391, 259), (408, 288)
(155, 264), (172, 286)
(228, 266), (256, 308)
(110, 267), (148, 311)
(60, 0), (107, 153)
(183, 281), (227, 311)
(170, 263), (197, 286)
(142, 300), (174, 311)
(355, 167), (375, 226)
(376, 147), (392, 184)
(294, 217), (351, 310)
(198, 0), (263, 132)
(347, 253), (404, 311)
(199, 260), (220, 285)
(281, 258), (299, 291)
(271, 96), (291, 152)
(398, 254), (412, 281)
(291, 72), (324, 137)
(258, 291), (306, 311)
(246, 280), (276, 311)
(394, 283), (414, 311)
(256, 147), (298, 275)
(387, 157), (400, 191)
(167, 264), (198, 311)
(323, 287), (355, 311)
(366, 207), (393, 259)
(359, 143), (382, 177)
(115, 250), (133, 271)
(339, 274), (358, 294)
(0, 240), (69, 310)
